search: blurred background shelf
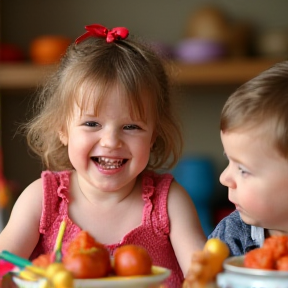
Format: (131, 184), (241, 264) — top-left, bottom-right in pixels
(2, 0), (288, 232)
(173, 58), (283, 85)
(0, 58), (282, 90)
(0, 63), (57, 90)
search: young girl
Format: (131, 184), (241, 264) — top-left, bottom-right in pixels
(209, 60), (288, 256)
(0, 24), (206, 287)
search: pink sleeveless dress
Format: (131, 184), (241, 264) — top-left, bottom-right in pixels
(30, 170), (184, 287)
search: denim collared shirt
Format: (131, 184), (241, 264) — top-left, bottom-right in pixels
(208, 210), (264, 256)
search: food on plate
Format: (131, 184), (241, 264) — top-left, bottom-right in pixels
(20, 262), (73, 288)
(244, 247), (273, 269)
(63, 247), (111, 279)
(263, 235), (288, 260)
(276, 255), (288, 270)
(50, 269), (74, 288)
(183, 238), (230, 288)
(45, 263), (73, 288)
(113, 244), (152, 276)
(32, 253), (52, 268)
(244, 235), (288, 270)
(62, 231), (111, 278)
(32, 231), (155, 280)
(203, 238), (230, 270)
(65, 230), (105, 255)
(45, 263), (67, 278)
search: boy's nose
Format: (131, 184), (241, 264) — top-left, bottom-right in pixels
(219, 167), (236, 189)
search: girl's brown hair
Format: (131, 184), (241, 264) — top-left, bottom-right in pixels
(221, 60), (288, 158)
(23, 36), (183, 171)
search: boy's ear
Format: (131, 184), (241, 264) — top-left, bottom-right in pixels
(59, 131), (68, 146)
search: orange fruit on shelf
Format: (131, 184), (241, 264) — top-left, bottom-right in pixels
(30, 35), (71, 64)
(114, 244), (152, 276)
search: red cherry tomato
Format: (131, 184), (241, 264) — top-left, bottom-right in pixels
(114, 245), (152, 276)
(63, 247), (111, 279)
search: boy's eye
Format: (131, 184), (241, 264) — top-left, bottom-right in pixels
(239, 166), (249, 176)
(124, 124), (141, 130)
(84, 121), (100, 127)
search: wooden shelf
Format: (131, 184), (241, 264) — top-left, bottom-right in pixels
(0, 63), (57, 90)
(0, 58), (283, 90)
(171, 58), (283, 86)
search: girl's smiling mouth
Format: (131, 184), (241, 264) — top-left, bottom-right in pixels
(91, 156), (128, 169)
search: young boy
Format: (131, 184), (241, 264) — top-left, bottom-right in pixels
(183, 60), (288, 288)
(209, 60), (288, 256)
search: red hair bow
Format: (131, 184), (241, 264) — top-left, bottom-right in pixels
(75, 24), (129, 44)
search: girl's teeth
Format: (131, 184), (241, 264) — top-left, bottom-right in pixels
(98, 157), (123, 169)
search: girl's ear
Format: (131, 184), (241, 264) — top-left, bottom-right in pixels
(59, 131), (68, 146)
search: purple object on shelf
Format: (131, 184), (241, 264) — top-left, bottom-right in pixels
(174, 39), (226, 63)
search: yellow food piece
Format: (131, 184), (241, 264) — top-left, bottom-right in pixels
(19, 265), (46, 281)
(39, 280), (50, 288)
(203, 238), (230, 262)
(183, 239), (230, 287)
(52, 270), (74, 288)
(45, 262), (66, 279)
(19, 269), (40, 281)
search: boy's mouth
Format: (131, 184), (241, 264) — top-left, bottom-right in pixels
(91, 156), (127, 169)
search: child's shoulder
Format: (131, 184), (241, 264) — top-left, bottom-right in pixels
(141, 170), (174, 193)
(13, 177), (43, 216)
(210, 210), (246, 234)
(23, 177), (43, 195)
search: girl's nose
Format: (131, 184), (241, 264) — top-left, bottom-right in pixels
(219, 166), (236, 189)
(100, 129), (122, 149)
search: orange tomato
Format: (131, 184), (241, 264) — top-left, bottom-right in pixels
(63, 231), (111, 278)
(66, 231), (106, 255)
(113, 245), (152, 276)
(30, 35), (71, 64)
(63, 247), (111, 279)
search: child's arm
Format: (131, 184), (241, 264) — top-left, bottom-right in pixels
(0, 178), (43, 258)
(168, 181), (207, 276)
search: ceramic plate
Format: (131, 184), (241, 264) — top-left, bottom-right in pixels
(224, 256), (288, 277)
(13, 265), (171, 288)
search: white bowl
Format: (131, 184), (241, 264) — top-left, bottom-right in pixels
(217, 256), (288, 288)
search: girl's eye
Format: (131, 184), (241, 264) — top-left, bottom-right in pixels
(84, 121), (100, 127)
(124, 124), (141, 130)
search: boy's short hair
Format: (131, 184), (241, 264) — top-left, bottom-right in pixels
(221, 61), (288, 159)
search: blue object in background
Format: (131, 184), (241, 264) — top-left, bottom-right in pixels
(171, 156), (215, 236)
